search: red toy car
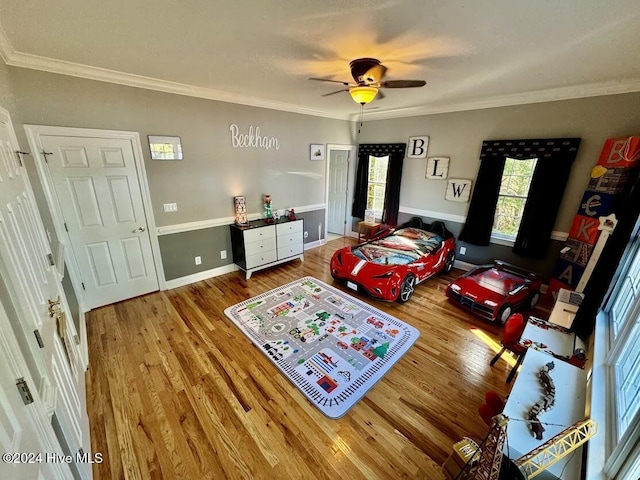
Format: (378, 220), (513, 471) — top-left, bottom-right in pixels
(330, 220), (456, 303)
(446, 260), (542, 323)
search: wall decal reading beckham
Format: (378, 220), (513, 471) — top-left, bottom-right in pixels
(445, 179), (472, 202)
(229, 124), (280, 150)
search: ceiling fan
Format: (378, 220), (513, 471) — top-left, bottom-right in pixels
(310, 58), (426, 105)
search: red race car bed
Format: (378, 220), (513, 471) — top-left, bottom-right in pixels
(330, 221), (456, 303)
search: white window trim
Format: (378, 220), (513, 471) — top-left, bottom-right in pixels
(366, 155), (389, 218)
(587, 226), (640, 480)
(490, 232), (516, 247)
(586, 310), (610, 480)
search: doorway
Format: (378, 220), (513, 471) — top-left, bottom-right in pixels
(25, 126), (163, 310)
(326, 144), (355, 239)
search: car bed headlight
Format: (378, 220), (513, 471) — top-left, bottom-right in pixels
(484, 300), (498, 307)
(372, 271), (394, 278)
(449, 284), (461, 292)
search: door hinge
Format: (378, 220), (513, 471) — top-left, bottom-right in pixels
(47, 253), (56, 266)
(16, 151), (31, 167)
(16, 377), (34, 405)
(81, 282), (85, 290)
(34, 329), (45, 348)
(64, 222), (69, 232)
(74, 334), (80, 345)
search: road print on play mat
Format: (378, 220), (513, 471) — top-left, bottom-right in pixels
(224, 277), (420, 418)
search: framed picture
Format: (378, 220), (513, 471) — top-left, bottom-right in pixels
(148, 135), (183, 160)
(310, 144), (325, 161)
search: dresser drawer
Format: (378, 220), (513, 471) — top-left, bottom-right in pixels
(276, 220), (303, 236)
(244, 225), (276, 244)
(278, 244), (303, 259)
(244, 237), (276, 256)
(245, 250), (277, 269)
(277, 232), (302, 249)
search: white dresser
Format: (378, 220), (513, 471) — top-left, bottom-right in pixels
(230, 219), (304, 279)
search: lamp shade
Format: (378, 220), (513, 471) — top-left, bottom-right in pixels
(349, 86), (378, 105)
(234, 196), (248, 225)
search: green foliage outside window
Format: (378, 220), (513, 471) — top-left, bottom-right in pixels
(493, 157), (537, 237)
(366, 156), (389, 212)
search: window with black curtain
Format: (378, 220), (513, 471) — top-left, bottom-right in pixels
(352, 143), (407, 226)
(459, 138), (581, 258)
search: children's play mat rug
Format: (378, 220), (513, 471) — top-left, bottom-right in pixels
(223, 277), (420, 418)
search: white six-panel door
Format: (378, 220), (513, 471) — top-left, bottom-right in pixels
(0, 107), (78, 479)
(30, 130), (159, 309)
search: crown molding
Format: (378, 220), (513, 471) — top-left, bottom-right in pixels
(2, 22), (639, 123)
(351, 78), (640, 121)
(0, 29), (349, 120)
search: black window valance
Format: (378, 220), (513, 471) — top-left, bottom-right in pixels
(352, 143), (406, 226)
(460, 138), (581, 258)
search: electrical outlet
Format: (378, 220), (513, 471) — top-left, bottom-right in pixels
(220, 250), (227, 260)
(163, 203), (178, 212)
(194, 256), (202, 265)
(459, 246), (466, 255)
(304, 231), (309, 239)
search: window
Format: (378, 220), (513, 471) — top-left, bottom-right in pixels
(606, 235), (640, 442)
(492, 157), (537, 239)
(366, 155), (389, 214)
(596, 221), (640, 479)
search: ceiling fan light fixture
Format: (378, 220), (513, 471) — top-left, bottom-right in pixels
(349, 86), (378, 105)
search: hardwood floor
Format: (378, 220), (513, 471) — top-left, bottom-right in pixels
(86, 237), (520, 479)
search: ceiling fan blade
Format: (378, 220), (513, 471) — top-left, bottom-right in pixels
(380, 80), (426, 88)
(376, 89), (385, 100)
(321, 88), (349, 97)
(363, 64), (387, 84)
(309, 77), (351, 86)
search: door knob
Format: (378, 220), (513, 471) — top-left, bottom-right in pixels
(133, 226), (146, 233)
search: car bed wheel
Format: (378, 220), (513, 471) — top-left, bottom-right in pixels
(443, 251), (456, 273)
(528, 291), (540, 309)
(497, 305), (512, 325)
(397, 274), (416, 303)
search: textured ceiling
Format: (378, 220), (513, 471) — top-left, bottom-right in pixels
(1, 0), (639, 120)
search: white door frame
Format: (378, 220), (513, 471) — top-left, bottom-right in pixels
(325, 144), (356, 240)
(24, 125), (166, 310)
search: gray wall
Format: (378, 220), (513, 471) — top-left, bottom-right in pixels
(9, 67), (352, 225)
(5, 62), (640, 285)
(158, 208), (326, 281)
(359, 93), (640, 278)
(6, 66), (350, 282)
(158, 226), (234, 280)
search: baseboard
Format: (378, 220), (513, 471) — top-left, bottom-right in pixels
(304, 239), (323, 250)
(453, 259), (475, 271)
(164, 264), (238, 290)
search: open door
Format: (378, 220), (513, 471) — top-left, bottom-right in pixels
(0, 107), (92, 478)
